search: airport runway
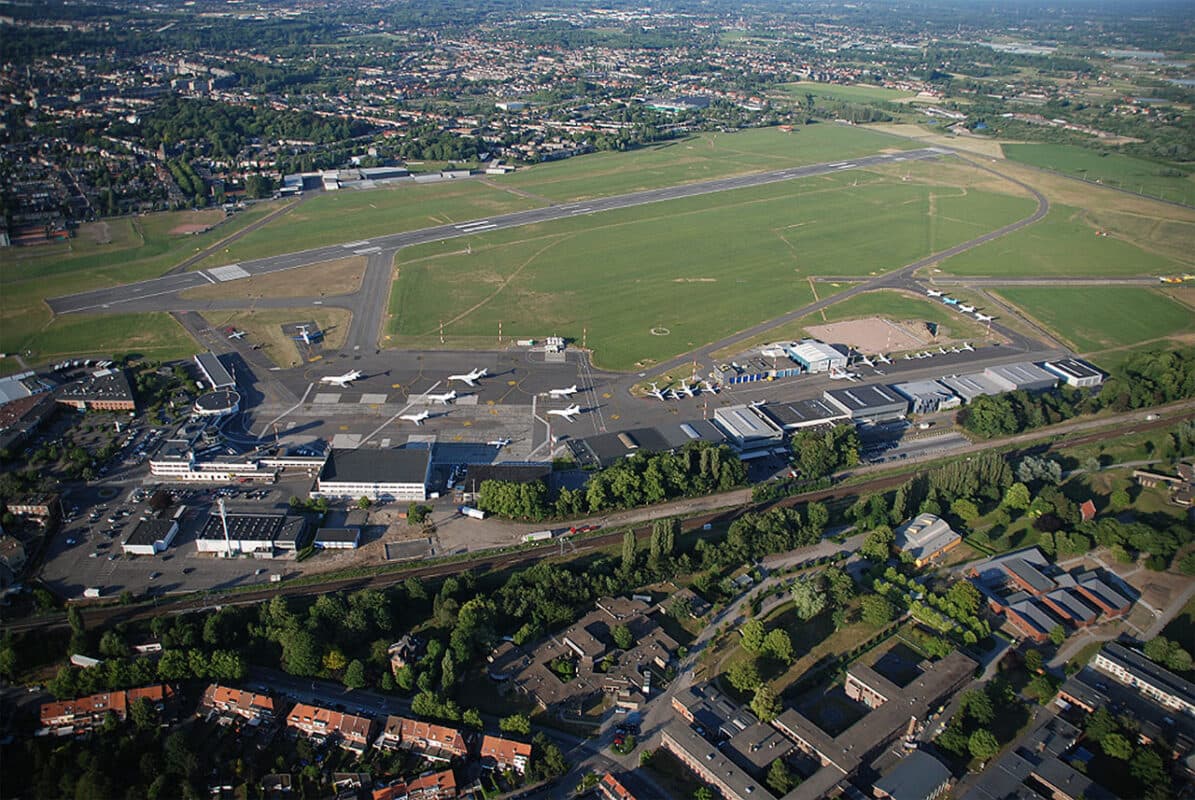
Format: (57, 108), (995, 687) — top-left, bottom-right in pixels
(46, 148), (950, 316)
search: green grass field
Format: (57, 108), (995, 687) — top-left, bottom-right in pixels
(500, 124), (918, 202)
(780, 81), (918, 105)
(1003, 143), (1195, 207)
(388, 164), (1034, 370)
(815, 290), (993, 336)
(27, 313), (199, 362)
(193, 181), (543, 270)
(994, 286), (1195, 353)
(939, 203), (1187, 277)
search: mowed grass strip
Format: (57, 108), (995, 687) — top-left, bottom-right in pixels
(193, 181), (544, 270)
(994, 286), (1195, 353)
(1003, 143), (1195, 207)
(28, 313), (199, 362)
(778, 81), (919, 105)
(200, 308), (352, 368)
(388, 166), (1035, 371)
(939, 203), (1186, 277)
(500, 124), (918, 201)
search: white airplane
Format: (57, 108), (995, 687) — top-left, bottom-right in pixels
(400, 409), (431, 426)
(320, 369), (363, 387)
(975, 312), (994, 322)
(227, 329), (246, 340)
(701, 380), (720, 394)
(916, 352), (930, 359)
(958, 304), (976, 313)
(748, 399), (766, 408)
(666, 389), (680, 400)
(294, 324), (322, 345)
(828, 366), (859, 381)
(903, 353), (913, 360)
(960, 342), (974, 352)
(548, 385), (578, 398)
(547, 404), (582, 422)
(856, 354), (875, 368)
(424, 389), (457, 405)
(647, 382), (669, 402)
(938, 346), (949, 355)
(448, 367), (488, 387)
(488, 437), (511, 448)
(926, 289), (943, 297)
(876, 353), (892, 365)
(679, 382), (697, 398)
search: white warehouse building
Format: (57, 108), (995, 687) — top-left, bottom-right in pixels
(787, 340), (848, 374)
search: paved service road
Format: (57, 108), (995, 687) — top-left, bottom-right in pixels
(47, 148), (950, 316)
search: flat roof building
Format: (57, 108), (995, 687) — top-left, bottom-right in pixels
(757, 398), (848, 431)
(196, 512), (301, 555)
(122, 519), (179, 556)
(873, 750), (953, 800)
(983, 362), (1058, 393)
(661, 721), (768, 800)
(1043, 358), (1104, 388)
(892, 380), (961, 415)
(713, 405), (784, 450)
(788, 340), (848, 373)
(56, 368), (136, 411)
(938, 372), (1005, 403)
(1092, 641), (1195, 716)
(315, 447), (431, 502)
(194, 352), (235, 390)
(824, 384), (908, 423)
(314, 527), (361, 549)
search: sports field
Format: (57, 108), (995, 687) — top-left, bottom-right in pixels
(780, 81), (918, 105)
(1003, 143), (1195, 207)
(994, 286), (1195, 353)
(387, 162), (1034, 370)
(938, 203), (1189, 277)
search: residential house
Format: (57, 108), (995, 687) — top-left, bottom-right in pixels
(479, 734), (532, 774)
(286, 703), (376, 754)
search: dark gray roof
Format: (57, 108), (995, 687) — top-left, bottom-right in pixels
(124, 519), (175, 547)
(657, 419), (727, 449)
(758, 398), (846, 429)
(198, 513), (287, 542)
(315, 528), (361, 543)
(319, 448), (430, 485)
(1098, 641), (1195, 707)
(56, 368), (134, 404)
(1004, 557), (1055, 594)
(462, 463), (550, 489)
(824, 384), (907, 413)
(873, 751), (952, 800)
(194, 389), (240, 412)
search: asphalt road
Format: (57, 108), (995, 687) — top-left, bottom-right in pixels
(47, 148), (949, 317)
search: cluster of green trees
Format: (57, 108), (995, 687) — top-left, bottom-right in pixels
(936, 681), (1027, 764)
(790, 424), (861, 480)
(1142, 635), (1193, 673)
(477, 441), (746, 520)
(720, 502), (830, 564)
(1081, 706), (1174, 796)
(166, 159), (205, 206)
(962, 348), (1195, 438)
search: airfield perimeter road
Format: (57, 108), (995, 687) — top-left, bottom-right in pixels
(46, 147), (950, 316)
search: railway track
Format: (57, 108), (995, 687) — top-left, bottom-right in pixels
(5, 401), (1193, 636)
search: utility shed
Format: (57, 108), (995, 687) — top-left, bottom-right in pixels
(983, 362), (1058, 393)
(823, 385), (908, 423)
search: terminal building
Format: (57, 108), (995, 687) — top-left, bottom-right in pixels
(55, 368), (136, 412)
(193, 388), (240, 418)
(1043, 358), (1104, 388)
(194, 352), (235, 390)
(823, 384), (908, 423)
(314, 448), (432, 502)
(892, 379), (962, 414)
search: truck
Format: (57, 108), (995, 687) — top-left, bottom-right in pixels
(459, 506), (486, 520)
(522, 530), (553, 543)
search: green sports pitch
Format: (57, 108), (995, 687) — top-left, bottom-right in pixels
(387, 161), (1034, 371)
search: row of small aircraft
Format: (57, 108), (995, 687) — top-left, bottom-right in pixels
(645, 379), (720, 401)
(925, 289), (993, 322)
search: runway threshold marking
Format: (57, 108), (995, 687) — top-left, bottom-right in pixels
(199, 272), (217, 284)
(354, 246), (382, 255)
